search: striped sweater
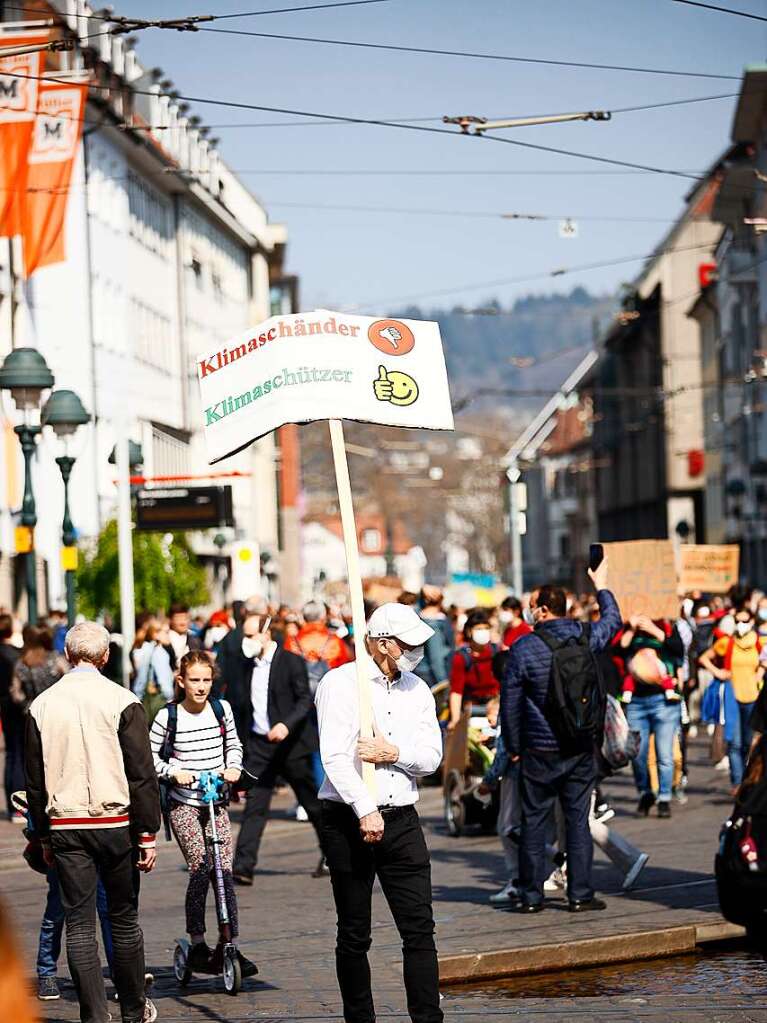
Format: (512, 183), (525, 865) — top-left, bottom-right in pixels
(150, 700), (243, 807)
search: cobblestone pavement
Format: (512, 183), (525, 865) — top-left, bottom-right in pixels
(2, 740), (765, 1022)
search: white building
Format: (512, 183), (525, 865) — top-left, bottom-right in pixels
(0, 4), (290, 614)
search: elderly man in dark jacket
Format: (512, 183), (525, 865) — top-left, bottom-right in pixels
(501, 558), (621, 913)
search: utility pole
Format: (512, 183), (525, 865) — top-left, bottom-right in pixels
(115, 423), (135, 686)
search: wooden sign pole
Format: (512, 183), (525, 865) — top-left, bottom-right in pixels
(328, 418), (376, 794)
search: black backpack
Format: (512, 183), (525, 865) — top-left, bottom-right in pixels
(157, 698), (228, 839)
(536, 623), (606, 753)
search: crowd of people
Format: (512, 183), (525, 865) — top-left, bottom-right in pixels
(1, 569), (766, 1022)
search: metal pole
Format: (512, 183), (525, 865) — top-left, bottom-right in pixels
(16, 424), (40, 625)
(507, 458), (523, 596)
(56, 455), (76, 627)
(115, 426), (135, 686)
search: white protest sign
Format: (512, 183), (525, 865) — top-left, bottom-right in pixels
(197, 309), (454, 464)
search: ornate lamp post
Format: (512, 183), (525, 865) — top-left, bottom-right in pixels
(42, 389), (91, 627)
(0, 348), (55, 625)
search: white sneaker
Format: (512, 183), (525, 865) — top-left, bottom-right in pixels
(714, 756), (730, 772)
(489, 881), (520, 903)
(295, 804), (309, 822)
(143, 997), (158, 1023)
(622, 852), (650, 891)
(544, 866), (566, 892)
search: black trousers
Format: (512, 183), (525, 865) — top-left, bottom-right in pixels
(233, 733), (325, 877)
(519, 749), (596, 906)
(51, 827), (145, 1023)
(321, 801), (443, 1023)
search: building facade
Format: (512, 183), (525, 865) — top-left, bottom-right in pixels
(0, 4), (291, 613)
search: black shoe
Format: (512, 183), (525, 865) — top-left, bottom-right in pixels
(636, 792), (656, 817)
(237, 951), (259, 978)
(508, 900), (544, 913)
(657, 801), (672, 818)
(568, 897), (607, 913)
(312, 856), (330, 878)
(187, 942), (214, 972)
(233, 873), (253, 887)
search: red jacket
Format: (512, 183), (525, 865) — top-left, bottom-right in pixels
(449, 645), (499, 702)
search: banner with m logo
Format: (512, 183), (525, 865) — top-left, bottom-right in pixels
(0, 34), (46, 238)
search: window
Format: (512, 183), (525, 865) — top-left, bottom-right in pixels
(360, 528), (381, 553)
(190, 255), (203, 288)
(127, 172), (172, 255)
(130, 298), (174, 373)
(151, 425), (190, 477)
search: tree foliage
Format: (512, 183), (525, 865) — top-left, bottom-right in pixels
(76, 520), (209, 622)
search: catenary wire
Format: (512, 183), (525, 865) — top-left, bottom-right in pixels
(0, 0), (395, 22)
(4, 1), (744, 79)
(350, 241), (718, 308)
(197, 25), (741, 79)
(0, 68), (738, 185)
(671, 0), (767, 20)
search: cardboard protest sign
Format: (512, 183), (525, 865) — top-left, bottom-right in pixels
(197, 309), (454, 464)
(603, 540), (680, 621)
(677, 544), (740, 595)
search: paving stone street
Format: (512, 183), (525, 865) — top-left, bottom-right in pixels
(2, 739), (767, 1022)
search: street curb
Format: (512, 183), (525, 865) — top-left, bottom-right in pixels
(438, 919), (745, 984)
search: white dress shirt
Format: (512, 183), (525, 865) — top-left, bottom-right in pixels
(168, 629), (189, 665)
(315, 657), (443, 820)
(250, 643), (276, 736)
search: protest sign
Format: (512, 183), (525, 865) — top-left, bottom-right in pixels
(677, 544), (740, 594)
(197, 308), (454, 793)
(603, 540), (679, 621)
(197, 309), (454, 464)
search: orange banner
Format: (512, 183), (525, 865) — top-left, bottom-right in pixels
(0, 37), (45, 238)
(22, 80), (87, 278)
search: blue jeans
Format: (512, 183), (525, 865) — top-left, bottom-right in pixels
(728, 699), (756, 787)
(626, 694), (681, 803)
(37, 868), (114, 978)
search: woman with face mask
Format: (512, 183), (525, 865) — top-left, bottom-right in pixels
(447, 611), (500, 733)
(700, 610), (764, 790)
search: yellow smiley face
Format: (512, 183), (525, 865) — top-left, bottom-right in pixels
(387, 370), (419, 406)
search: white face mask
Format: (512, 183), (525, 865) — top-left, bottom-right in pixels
(523, 608), (536, 627)
(242, 637), (263, 659)
(394, 645), (424, 673)
(498, 610), (513, 625)
(472, 628), (492, 646)
(736, 621), (752, 638)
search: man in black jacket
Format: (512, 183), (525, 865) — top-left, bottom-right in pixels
(229, 610), (326, 883)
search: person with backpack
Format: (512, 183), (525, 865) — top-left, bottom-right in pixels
(447, 610), (500, 734)
(500, 557), (620, 914)
(700, 608), (764, 790)
(149, 649), (257, 979)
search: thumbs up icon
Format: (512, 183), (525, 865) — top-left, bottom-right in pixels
(372, 365), (419, 407)
(374, 364), (394, 402)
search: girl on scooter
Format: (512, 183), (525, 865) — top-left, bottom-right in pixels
(150, 650), (257, 978)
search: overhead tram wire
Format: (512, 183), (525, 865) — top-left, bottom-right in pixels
(0, 68), (739, 185)
(349, 241), (719, 308)
(197, 25), (740, 80)
(1, 0), (396, 22)
(671, 0), (767, 20)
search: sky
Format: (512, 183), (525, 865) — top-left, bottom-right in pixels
(120, 0), (763, 314)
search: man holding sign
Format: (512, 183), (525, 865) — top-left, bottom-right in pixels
(197, 308), (453, 1020)
(315, 603), (444, 1023)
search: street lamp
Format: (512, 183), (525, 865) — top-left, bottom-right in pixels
(42, 389), (91, 627)
(0, 347), (55, 625)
